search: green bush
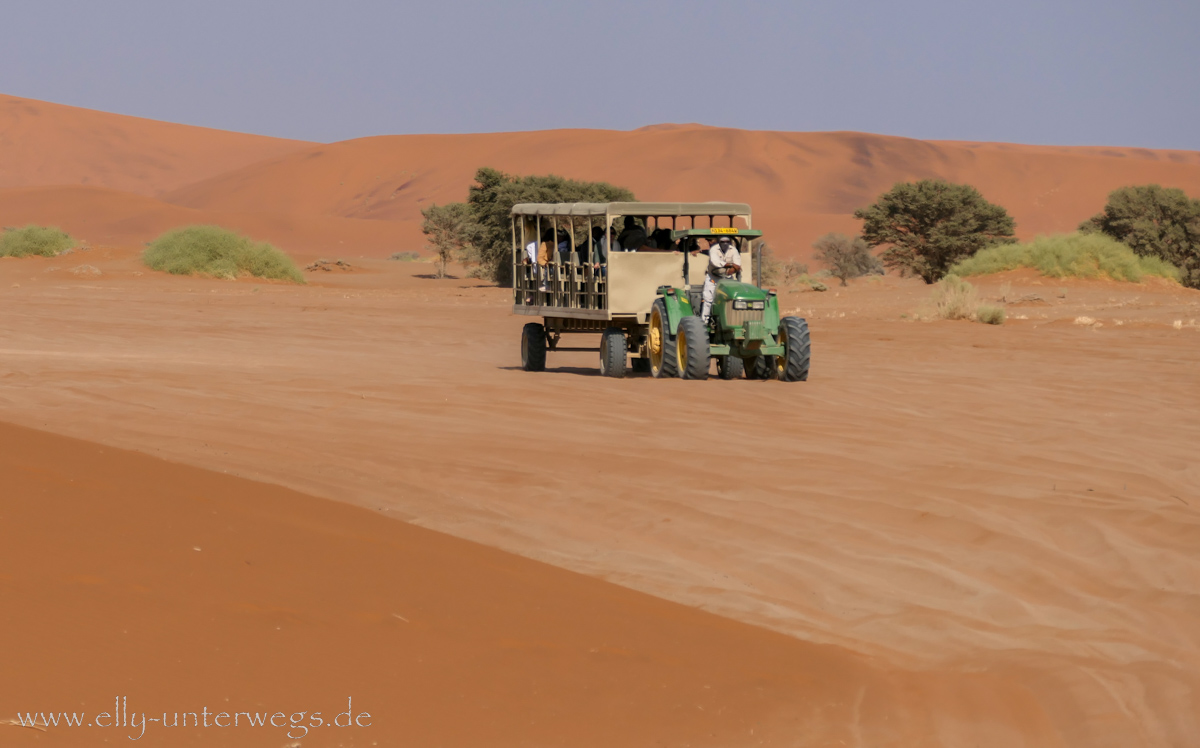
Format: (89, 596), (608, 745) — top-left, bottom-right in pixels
(143, 226), (304, 283)
(975, 304), (1006, 325)
(950, 232), (1180, 283)
(0, 225), (76, 257)
(855, 179), (1016, 283)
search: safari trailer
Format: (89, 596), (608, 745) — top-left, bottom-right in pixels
(511, 202), (810, 381)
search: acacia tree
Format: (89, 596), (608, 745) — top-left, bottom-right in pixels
(420, 202), (475, 278)
(811, 232), (881, 286)
(854, 180), (1016, 283)
(1079, 184), (1200, 288)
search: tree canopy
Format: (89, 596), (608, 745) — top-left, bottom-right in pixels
(811, 232), (882, 286)
(854, 179), (1016, 283)
(1079, 184), (1200, 288)
(421, 167), (634, 284)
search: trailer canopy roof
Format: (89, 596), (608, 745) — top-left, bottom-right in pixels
(511, 201), (751, 217)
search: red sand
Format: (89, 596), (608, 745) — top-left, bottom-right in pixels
(0, 94), (310, 195)
(2, 94), (1199, 746)
(1, 419), (1068, 747)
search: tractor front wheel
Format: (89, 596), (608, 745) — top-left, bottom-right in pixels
(599, 327), (627, 378)
(775, 317), (811, 382)
(717, 355), (744, 380)
(676, 316), (710, 380)
(521, 322), (547, 372)
(746, 355), (773, 380)
(648, 300), (678, 379)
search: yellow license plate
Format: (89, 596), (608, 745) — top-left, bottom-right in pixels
(711, 227), (739, 234)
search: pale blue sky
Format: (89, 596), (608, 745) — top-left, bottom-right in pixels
(2, 0), (1197, 148)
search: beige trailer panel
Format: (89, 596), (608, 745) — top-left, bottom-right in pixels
(606, 253), (718, 320)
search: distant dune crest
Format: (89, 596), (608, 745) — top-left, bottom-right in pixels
(2, 92), (1199, 258)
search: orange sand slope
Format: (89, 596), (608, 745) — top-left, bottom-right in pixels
(0, 420), (1060, 747)
(0, 185), (416, 256)
(165, 127), (1200, 256)
(4, 94), (1200, 259)
(0, 94), (310, 194)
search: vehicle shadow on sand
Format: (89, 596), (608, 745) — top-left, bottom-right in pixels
(497, 366), (651, 378)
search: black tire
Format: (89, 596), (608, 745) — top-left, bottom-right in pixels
(630, 357), (651, 373)
(775, 317), (811, 382)
(599, 327), (627, 378)
(717, 355), (744, 380)
(648, 300), (678, 379)
(746, 355), (774, 380)
(676, 316), (710, 380)
(521, 322), (546, 372)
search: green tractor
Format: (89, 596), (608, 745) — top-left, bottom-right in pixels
(510, 201), (809, 380)
(646, 228), (811, 382)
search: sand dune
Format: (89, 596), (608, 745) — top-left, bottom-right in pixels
(0, 185), (419, 256)
(0, 94), (310, 195)
(6, 94), (1200, 261)
(164, 126), (1200, 256)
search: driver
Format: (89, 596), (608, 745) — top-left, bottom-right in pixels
(702, 236), (741, 323)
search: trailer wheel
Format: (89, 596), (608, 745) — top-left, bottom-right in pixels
(521, 322), (546, 372)
(746, 355), (774, 380)
(717, 355), (744, 380)
(775, 317), (811, 382)
(599, 327), (627, 378)
(676, 316), (710, 380)
(648, 300), (678, 379)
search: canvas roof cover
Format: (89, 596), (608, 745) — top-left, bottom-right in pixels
(511, 202), (751, 217)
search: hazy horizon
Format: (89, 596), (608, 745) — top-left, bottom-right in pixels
(2, 0), (1197, 150)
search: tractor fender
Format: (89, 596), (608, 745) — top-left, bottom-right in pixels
(657, 289), (695, 335)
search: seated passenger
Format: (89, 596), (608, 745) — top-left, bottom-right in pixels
(537, 228), (555, 291)
(590, 226), (609, 270)
(616, 216), (647, 252)
(648, 228), (678, 251)
(557, 228), (574, 264)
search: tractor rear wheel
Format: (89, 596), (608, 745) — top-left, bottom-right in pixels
(599, 327), (627, 378)
(648, 300), (678, 379)
(717, 355), (744, 380)
(676, 316), (710, 380)
(521, 322), (546, 372)
(775, 317), (811, 382)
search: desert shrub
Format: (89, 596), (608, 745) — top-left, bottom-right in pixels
(758, 243), (808, 285)
(1079, 184), (1200, 288)
(932, 274), (978, 320)
(421, 201), (474, 278)
(855, 179), (1016, 283)
(389, 251), (421, 261)
(812, 232), (882, 285)
(976, 304), (1006, 325)
(143, 225), (304, 283)
(0, 225), (75, 257)
(950, 232), (1180, 283)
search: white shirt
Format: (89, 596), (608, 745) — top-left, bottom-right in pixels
(707, 244), (741, 277)
(525, 240), (538, 264)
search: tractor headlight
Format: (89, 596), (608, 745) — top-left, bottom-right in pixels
(733, 299), (748, 310)
(749, 300), (765, 310)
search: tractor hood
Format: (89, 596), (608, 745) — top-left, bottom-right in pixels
(714, 280), (769, 302)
